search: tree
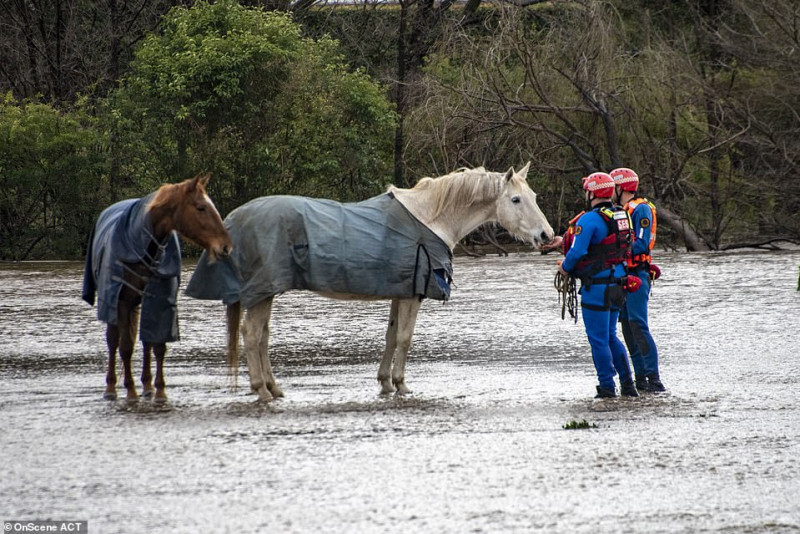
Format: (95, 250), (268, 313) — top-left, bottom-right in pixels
(0, 0), (187, 104)
(405, 1), (780, 249)
(300, 0), (489, 187)
(713, 0), (800, 243)
(105, 0), (397, 212)
(0, 94), (108, 260)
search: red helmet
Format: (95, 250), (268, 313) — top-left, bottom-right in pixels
(582, 172), (615, 198)
(610, 167), (639, 192)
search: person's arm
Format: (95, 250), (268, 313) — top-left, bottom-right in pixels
(561, 212), (597, 273)
(631, 203), (653, 257)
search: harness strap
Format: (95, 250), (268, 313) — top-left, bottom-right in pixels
(585, 276), (625, 285)
(580, 274), (626, 290)
(114, 260), (153, 297)
(581, 302), (612, 311)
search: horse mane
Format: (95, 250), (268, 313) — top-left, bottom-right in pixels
(389, 167), (505, 220)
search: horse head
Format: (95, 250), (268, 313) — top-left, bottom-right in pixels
(494, 162), (555, 249)
(154, 173), (232, 260)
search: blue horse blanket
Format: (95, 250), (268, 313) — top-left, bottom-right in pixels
(82, 193), (182, 343)
(185, 193), (452, 308)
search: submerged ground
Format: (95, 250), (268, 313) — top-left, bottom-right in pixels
(1, 250), (799, 533)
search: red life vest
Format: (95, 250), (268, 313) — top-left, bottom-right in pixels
(563, 206), (632, 278)
(624, 197), (657, 268)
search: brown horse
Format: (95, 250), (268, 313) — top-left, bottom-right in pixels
(82, 173), (232, 402)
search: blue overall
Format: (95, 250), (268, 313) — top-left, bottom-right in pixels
(619, 200), (659, 379)
(562, 205), (632, 391)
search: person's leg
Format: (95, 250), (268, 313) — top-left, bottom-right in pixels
(582, 306), (616, 396)
(620, 305), (646, 382)
(625, 273), (664, 391)
(610, 309), (637, 396)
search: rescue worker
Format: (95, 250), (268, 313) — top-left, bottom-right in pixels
(610, 167), (666, 393)
(558, 172), (637, 398)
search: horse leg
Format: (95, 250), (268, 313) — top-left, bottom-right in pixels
(141, 343), (155, 399)
(118, 300), (140, 401)
(242, 299), (274, 401)
(377, 299), (400, 395)
(104, 324), (119, 400)
(391, 298), (422, 395)
(256, 300), (283, 399)
(153, 342), (168, 403)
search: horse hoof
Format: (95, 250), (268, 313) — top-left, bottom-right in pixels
(103, 391), (117, 401)
(255, 386), (273, 402)
(268, 386), (285, 399)
(395, 383), (412, 396)
(142, 389), (155, 399)
(379, 380), (395, 395)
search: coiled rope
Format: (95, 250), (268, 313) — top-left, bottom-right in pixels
(554, 271), (578, 323)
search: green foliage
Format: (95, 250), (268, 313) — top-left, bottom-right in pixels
(563, 419), (598, 430)
(106, 0), (396, 213)
(2, 1), (797, 258)
(0, 94), (108, 260)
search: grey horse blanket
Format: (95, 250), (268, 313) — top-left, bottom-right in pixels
(185, 193), (452, 308)
(82, 193), (181, 343)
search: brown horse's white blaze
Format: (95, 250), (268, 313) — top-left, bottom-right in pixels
(225, 164), (556, 401)
(103, 173), (231, 402)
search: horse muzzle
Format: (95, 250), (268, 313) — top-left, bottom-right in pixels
(530, 229), (556, 250)
(209, 242), (233, 261)
(539, 235), (563, 252)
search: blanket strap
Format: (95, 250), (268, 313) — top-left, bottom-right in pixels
(141, 227), (171, 270)
(113, 260), (153, 298)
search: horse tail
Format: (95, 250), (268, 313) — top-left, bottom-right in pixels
(226, 302), (241, 388)
(81, 225), (97, 305)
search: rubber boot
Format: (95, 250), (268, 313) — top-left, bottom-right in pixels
(635, 374), (649, 393)
(595, 386), (616, 398)
(647, 373), (666, 393)
(620, 380), (639, 397)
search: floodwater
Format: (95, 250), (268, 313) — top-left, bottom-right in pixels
(1, 249), (799, 533)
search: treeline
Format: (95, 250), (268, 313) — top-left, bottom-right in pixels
(1, 0), (798, 260)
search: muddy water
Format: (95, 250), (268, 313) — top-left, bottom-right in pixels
(1, 250), (799, 533)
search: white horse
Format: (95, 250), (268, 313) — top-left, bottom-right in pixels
(221, 163), (555, 401)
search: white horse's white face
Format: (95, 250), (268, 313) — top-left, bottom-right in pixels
(495, 162), (555, 249)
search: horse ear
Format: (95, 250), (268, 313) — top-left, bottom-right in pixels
(188, 172), (210, 192)
(518, 162), (531, 179)
(504, 167), (515, 181)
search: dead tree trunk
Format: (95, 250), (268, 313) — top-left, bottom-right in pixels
(658, 206), (711, 251)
